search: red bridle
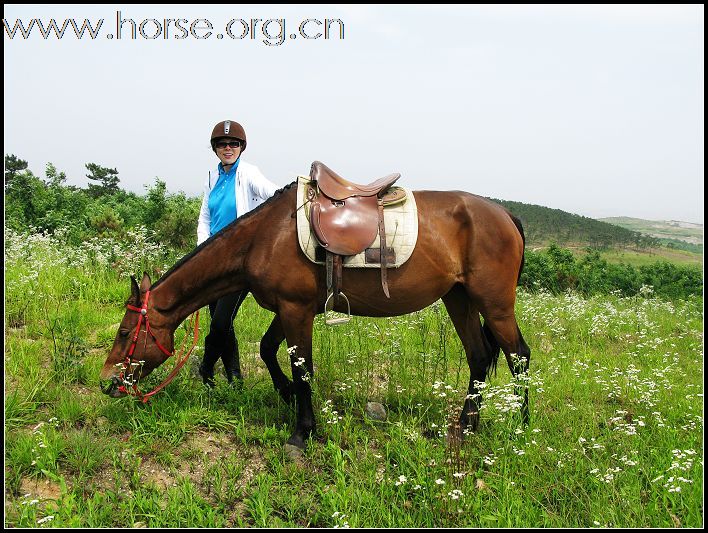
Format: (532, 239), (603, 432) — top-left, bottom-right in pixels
(117, 290), (200, 403)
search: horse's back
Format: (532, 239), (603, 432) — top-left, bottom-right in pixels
(413, 190), (523, 249)
(412, 190), (524, 289)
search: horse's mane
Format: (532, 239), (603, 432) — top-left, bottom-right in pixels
(151, 180), (297, 290)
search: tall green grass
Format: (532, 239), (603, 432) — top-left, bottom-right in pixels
(4, 230), (703, 527)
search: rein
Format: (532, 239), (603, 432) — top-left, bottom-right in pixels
(117, 290), (200, 403)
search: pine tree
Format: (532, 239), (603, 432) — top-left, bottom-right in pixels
(85, 163), (119, 197)
(4, 154), (28, 190)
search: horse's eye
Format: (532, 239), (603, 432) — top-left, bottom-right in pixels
(119, 329), (130, 338)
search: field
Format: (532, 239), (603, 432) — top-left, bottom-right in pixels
(530, 242), (702, 268)
(528, 243), (703, 265)
(4, 229), (704, 528)
(596, 247), (701, 268)
(598, 217), (703, 246)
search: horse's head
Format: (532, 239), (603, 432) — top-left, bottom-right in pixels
(99, 273), (174, 398)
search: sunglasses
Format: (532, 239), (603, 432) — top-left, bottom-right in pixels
(215, 140), (242, 149)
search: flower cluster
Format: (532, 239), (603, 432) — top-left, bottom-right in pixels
(321, 399), (343, 425)
(331, 511), (350, 528)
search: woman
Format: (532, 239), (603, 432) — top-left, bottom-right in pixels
(197, 119), (280, 386)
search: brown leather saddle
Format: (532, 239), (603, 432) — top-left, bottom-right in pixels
(306, 161), (403, 323)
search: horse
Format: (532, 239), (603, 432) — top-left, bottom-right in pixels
(100, 179), (530, 450)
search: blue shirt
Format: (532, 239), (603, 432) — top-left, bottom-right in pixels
(207, 159), (240, 236)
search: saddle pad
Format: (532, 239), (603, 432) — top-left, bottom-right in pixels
(296, 176), (418, 268)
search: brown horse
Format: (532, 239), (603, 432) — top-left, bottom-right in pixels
(100, 181), (530, 449)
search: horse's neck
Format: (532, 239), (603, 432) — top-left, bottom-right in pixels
(149, 220), (257, 328)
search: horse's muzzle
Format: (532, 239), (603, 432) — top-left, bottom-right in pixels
(100, 377), (127, 398)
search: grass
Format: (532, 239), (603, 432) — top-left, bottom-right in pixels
(598, 247), (703, 267)
(548, 243), (703, 267)
(4, 229), (704, 527)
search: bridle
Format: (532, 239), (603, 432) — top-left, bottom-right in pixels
(117, 290), (200, 403)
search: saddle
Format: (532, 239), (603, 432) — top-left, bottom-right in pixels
(307, 161), (404, 323)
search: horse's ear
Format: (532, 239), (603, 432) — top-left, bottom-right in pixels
(130, 275), (141, 304)
(140, 272), (152, 294)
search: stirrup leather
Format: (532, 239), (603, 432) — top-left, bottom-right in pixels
(324, 252), (352, 325)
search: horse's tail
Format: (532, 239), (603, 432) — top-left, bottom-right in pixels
(483, 320), (502, 378)
(508, 213), (526, 285)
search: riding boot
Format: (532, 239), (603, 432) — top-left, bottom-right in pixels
(221, 331), (244, 388)
(199, 333), (221, 388)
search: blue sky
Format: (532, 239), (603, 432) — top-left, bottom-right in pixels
(4, 4), (704, 223)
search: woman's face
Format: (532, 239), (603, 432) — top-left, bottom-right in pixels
(214, 138), (242, 166)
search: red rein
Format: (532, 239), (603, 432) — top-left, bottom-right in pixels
(118, 290), (200, 403)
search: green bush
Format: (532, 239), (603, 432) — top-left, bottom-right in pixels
(520, 246), (702, 299)
(639, 261), (703, 300)
(5, 156), (201, 257)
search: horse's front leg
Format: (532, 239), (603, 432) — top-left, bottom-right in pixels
(278, 303), (316, 449)
(259, 315), (294, 404)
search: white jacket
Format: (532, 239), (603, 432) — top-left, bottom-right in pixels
(197, 160), (280, 245)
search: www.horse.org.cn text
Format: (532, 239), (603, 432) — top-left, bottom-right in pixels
(3, 11), (345, 46)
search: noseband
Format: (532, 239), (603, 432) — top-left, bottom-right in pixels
(117, 290), (199, 403)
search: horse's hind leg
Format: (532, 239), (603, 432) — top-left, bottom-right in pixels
(481, 311), (531, 425)
(442, 285), (498, 435)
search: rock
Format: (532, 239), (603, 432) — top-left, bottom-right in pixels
(365, 402), (387, 421)
(475, 478), (489, 492)
(284, 443), (305, 464)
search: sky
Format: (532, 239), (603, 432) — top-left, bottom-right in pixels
(4, 4), (704, 223)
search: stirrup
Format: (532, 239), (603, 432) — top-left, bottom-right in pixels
(324, 291), (351, 326)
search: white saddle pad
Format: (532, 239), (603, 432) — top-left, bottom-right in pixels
(295, 176), (418, 268)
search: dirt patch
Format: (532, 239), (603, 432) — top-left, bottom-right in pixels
(19, 477), (64, 505)
(141, 430), (267, 494)
(141, 457), (177, 491)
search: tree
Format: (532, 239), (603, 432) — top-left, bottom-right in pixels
(144, 178), (168, 227)
(85, 163), (119, 197)
(4, 167), (48, 229)
(44, 162), (67, 187)
(5, 154), (28, 190)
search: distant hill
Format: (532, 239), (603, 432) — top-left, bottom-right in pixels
(486, 198), (654, 249)
(599, 217), (703, 249)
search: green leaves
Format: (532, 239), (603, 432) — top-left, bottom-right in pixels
(521, 245), (702, 299)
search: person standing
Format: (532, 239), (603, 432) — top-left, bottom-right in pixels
(197, 119), (280, 386)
